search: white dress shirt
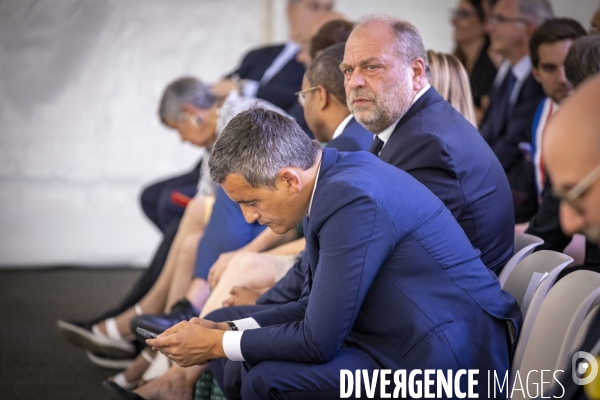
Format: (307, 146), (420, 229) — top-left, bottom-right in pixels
(492, 56), (532, 106)
(331, 114), (353, 141)
(374, 84), (431, 154)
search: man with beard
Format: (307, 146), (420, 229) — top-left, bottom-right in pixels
(340, 15), (514, 275)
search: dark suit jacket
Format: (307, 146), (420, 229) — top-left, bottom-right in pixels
(241, 149), (521, 389)
(229, 44), (305, 112)
(480, 72), (546, 222)
(379, 87), (514, 274)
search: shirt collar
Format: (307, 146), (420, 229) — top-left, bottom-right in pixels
(307, 156), (323, 216)
(511, 55), (532, 82)
(377, 84), (431, 145)
(332, 114), (353, 140)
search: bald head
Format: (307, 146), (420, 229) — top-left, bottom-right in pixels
(544, 74), (600, 243)
(545, 75), (600, 172)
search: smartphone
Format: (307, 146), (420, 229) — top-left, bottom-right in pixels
(136, 327), (158, 339)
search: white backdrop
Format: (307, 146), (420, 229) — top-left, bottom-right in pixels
(0, 0), (596, 267)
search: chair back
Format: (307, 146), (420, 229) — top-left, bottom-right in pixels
(507, 251), (573, 383)
(511, 271), (600, 399)
(498, 233), (544, 287)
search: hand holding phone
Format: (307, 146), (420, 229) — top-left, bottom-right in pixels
(136, 327), (158, 339)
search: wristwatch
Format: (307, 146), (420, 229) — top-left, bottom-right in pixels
(225, 321), (239, 331)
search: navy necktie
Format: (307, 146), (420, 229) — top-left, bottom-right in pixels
(369, 136), (385, 155)
(503, 70), (517, 115)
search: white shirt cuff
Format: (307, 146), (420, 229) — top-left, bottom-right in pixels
(222, 331), (245, 361)
(242, 80), (260, 98)
(221, 318), (260, 362)
(233, 317), (261, 331)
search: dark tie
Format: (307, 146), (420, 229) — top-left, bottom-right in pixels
(481, 69), (516, 142)
(504, 71), (517, 115)
(369, 135), (385, 155)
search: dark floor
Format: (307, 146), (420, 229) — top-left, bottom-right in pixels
(0, 267), (142, 400)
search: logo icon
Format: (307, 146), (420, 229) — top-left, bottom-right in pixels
(572, 351), (599, 385)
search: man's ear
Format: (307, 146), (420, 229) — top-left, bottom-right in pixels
(532, 67), (541, 83)
(277, 168), (302, 194)
(317, 85), (329, 111)
(411, 58), (427, 89)
(524, 21), (537, 37)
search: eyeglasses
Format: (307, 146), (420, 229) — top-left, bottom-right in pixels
(449, 8), (478, 20)
(552, 163), (600, 215)
(295, 86), (319, 107)
(490, 13), (529, 25)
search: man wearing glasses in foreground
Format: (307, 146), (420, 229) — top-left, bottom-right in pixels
(544, 74), (600, 248)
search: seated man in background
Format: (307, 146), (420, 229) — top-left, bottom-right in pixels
(526, 34), (600, 273)
(139, 107), (521, 400)
(528, 18), (586, 197)
(480, 0), (553, 222)
(212, 0), (336, 137)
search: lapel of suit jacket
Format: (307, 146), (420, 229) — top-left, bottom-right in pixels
(379, 87), (443, 159)
(305, 148), (339, 282)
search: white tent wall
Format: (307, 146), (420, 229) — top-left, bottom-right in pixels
(0, 0), (595, 267)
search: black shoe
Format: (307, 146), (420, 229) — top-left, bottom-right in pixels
(87, 351), (135, 370)
(57, 319), (136, 358)
(130, 298), (199, 342)
(103, 380), (146, 400)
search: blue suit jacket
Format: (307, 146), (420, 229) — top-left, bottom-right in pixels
(243, 149), (521, 380)
(229, 44), (305, 112)
(379, 87), (514, 274)
(327, 117), (373, 152)
(256, 117), (373, 305)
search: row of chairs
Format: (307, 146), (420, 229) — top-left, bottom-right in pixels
(500, 233), (600, 399)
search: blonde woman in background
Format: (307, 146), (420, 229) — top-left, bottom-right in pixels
(427, 50), (477, 127)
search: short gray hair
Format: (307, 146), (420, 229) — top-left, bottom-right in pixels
(158, 77), (217, 125)
(518, 0), (554, 26)
(565, 35), (600, 88)
(356, 15), (430, 80)
(209, 107), (322, 189)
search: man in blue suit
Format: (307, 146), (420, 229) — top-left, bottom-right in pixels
(212, 0), (334, 114)
(480, 0), (553, 222)
(298, 42), (373, 151)
(341, 16), (514, 275)
(146, 108), (521, 399)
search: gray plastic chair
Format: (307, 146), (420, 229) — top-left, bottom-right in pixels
(502, 250), (573, 315)
(503, 251), (573, 387)
(498, 233), (545, 287)
(510, 270), (600, 399)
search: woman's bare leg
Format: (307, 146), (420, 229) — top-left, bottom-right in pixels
(164, 231), (204, 311)
(135, 364), (207, 400)
(200, 252), (293, 317)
